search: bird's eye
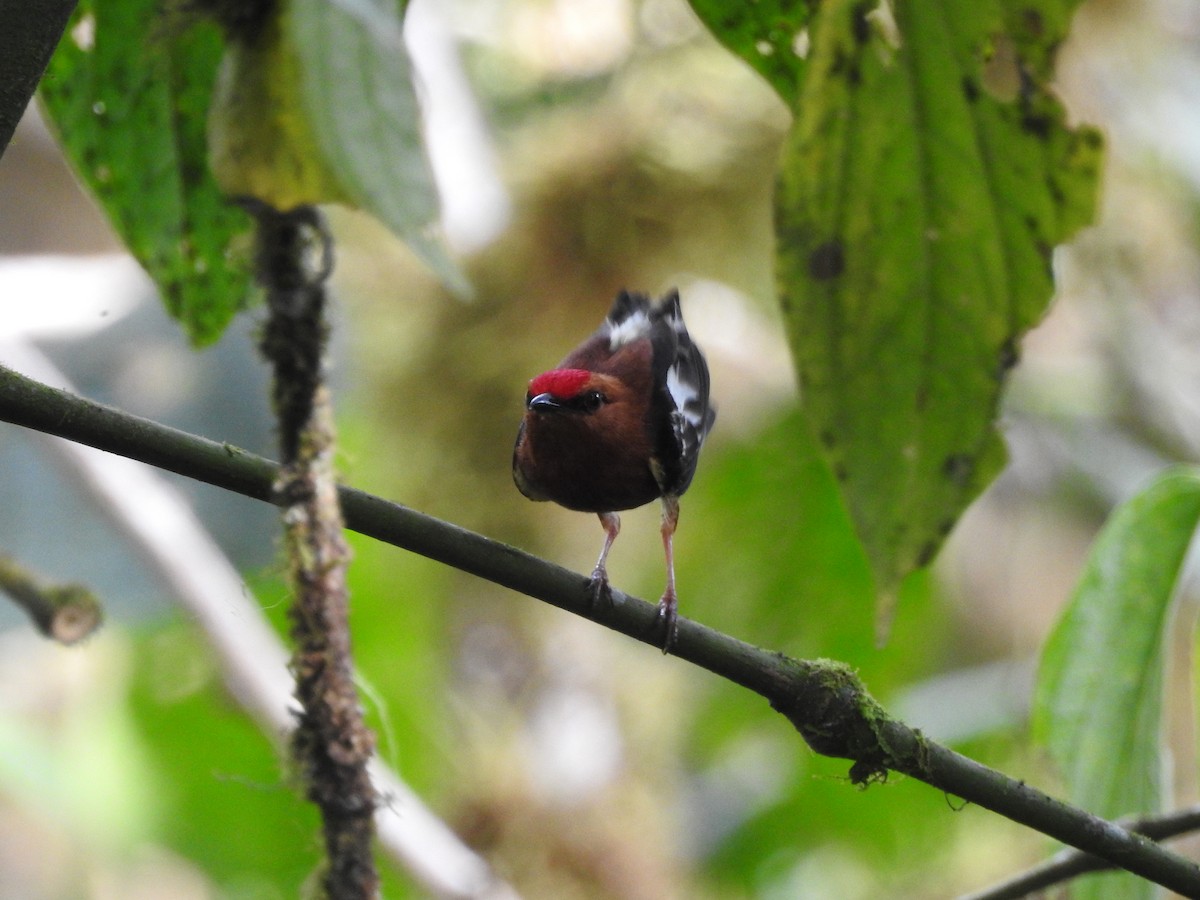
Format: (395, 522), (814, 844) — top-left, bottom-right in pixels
(579, 389), (605, 413)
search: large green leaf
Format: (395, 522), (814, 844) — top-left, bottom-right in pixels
(696, 0), (1102, 633)
(40, 0), (253, 346)
(1034, 468), (1200, 900)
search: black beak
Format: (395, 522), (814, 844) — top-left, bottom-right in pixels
(527, 392), (565, 413)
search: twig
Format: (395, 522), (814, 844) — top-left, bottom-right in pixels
(249, 202), (377, 899)
(0, 339), (517, 899)
(962, 804), (1200, 900)
(0, 552), (102, 644)
(0, 0), (77, 154)
(0, 364), (1199, 897)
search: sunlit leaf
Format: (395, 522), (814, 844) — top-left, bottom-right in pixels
(1034, 468), (1200, 900)
(207, 12), (349, 212)
(762, 0), (1100, 633)
(210, 0), (467, 295)
(40, 0), (253, 346)
(289, 0), (467, 295)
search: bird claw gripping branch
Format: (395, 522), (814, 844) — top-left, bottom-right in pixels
(513, 289), (716, 653)
(587, 567), (614, 610)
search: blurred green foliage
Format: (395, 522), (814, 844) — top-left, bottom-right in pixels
(129, 625), (321, 896)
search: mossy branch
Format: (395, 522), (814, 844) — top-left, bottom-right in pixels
(247, 201), (377, 900)
(0, 364), (1199, 896)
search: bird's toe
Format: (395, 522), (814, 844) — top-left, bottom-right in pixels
(587, 567), (614, 610)
(655, 595), (678, 654)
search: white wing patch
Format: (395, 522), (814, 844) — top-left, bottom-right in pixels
(606, 309), (651, 350)
(667, 364), (705, 435)
(666, 365), (696, 413)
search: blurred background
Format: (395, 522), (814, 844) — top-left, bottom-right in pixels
(1, 0), (1200, 896)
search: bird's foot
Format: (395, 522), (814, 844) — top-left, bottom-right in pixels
(655, 592), (678, 654)
(587, 567), (614, 612)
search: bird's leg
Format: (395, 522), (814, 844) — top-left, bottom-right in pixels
(588, 512), (620, 608)
(657, 495), (680, 653)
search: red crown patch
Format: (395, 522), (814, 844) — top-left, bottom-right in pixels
(528, 368), (591, 398)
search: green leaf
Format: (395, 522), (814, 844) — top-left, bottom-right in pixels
(40, 1), (253, 346)
(768, 0), (1101, 632)
(1034, 468), (1200, 900)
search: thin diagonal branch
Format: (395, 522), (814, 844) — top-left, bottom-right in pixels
(962, 804), (1200, 900)
(1, 363), (1199, 897)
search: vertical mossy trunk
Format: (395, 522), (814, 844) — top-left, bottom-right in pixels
(253, 202), (378, 899)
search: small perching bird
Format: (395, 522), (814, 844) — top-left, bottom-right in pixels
(513, 289), (716, 650)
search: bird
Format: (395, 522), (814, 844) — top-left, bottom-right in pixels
(513, 288), (716, 651)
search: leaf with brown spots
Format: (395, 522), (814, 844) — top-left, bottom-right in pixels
(696, 0), (1102, 638)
